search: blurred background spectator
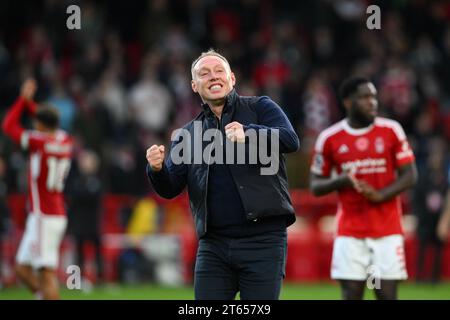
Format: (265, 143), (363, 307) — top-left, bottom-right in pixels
(66, 149), (104, 285)
(0, 156), (10, 288)
(1, 0), (449, 190)
(413, 137), (449, 283)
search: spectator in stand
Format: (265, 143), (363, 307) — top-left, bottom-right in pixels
(128, 51), (173, 135)
(437, 163), (450, 246)
(66, 149), (104, 285)
(413, 137), (448, 283)
(0, 156), (10, 289)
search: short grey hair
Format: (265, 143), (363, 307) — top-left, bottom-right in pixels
(191, 49), (231, 79)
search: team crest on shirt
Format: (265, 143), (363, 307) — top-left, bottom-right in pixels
(375, 137), (384, 153)
(355, 137), (369, 151)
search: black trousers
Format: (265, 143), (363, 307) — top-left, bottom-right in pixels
(194, 230), (287, 300)
(75, 234), (104, 281)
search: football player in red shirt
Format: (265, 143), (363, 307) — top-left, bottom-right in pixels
(310, 77), (417, 300)
(2, 79), (73, 299)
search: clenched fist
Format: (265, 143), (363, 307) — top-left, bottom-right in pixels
(224, 121), (245, 143)
(146, 145), (165, 171)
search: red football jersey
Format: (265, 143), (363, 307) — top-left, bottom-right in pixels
(2, 97), (74, 216)
(22, 130), (73, 216)
(311, 117), (415, 238)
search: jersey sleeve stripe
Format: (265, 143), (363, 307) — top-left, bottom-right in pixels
(30, 153), (42, 214)
(314, 121), (344, 152)
(21, 132), (29, 150)
(376, 118), (406, 141)
(396, 150), (414, 160)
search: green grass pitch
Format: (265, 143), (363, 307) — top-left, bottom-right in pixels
(1, 282), (450, 300)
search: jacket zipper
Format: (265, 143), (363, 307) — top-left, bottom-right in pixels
(204, 116), (221, 234)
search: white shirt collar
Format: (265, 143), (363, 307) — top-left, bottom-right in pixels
(342, 118), (375, 136)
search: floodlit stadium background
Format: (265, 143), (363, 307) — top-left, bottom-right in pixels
(0, 0), (449, 299)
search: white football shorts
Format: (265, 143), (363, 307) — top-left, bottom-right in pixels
(16, 213), (67, 269)
(331, 235), (408, 281)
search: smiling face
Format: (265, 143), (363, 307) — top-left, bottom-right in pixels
(191, 55), (236, 106)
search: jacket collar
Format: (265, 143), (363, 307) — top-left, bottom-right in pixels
(201, 89), (238, 118)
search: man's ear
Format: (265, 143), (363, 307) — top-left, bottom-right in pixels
(343, 98), (351, 111)
(191, 80), (197, 93)
(230, 72), (236, 87)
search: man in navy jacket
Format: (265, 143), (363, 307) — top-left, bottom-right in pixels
(146, 49), (299, 300)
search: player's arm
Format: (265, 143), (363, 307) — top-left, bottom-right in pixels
(358, 123), (418, 203)
(146, 140), (187, 199)
(309, 132), (359, 196)
(1, 79), (38, 144)
(2, 96), (27, 144)
(356, 162), (418, 203)
(310, 171), (358, 196)
(225, 96), (300, 153)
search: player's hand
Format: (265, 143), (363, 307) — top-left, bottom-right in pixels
(340, 168), (362, 192)
(146, 145), (165, 172)
(437, 215), (450, 242)
(357, 180), (385, 203)
(20, 78), (37, 101)
(224, 121), (245, 143)
(346, 170), (363, 192)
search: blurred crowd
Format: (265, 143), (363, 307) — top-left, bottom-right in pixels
(0, 0), (449, 192)
(0, 0), (449, 284)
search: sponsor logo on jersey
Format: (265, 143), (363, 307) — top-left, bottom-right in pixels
(44, 142), (73, 154)
(341, 157), (387, 174)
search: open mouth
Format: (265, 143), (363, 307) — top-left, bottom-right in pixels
(209, 83), (223, 91)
